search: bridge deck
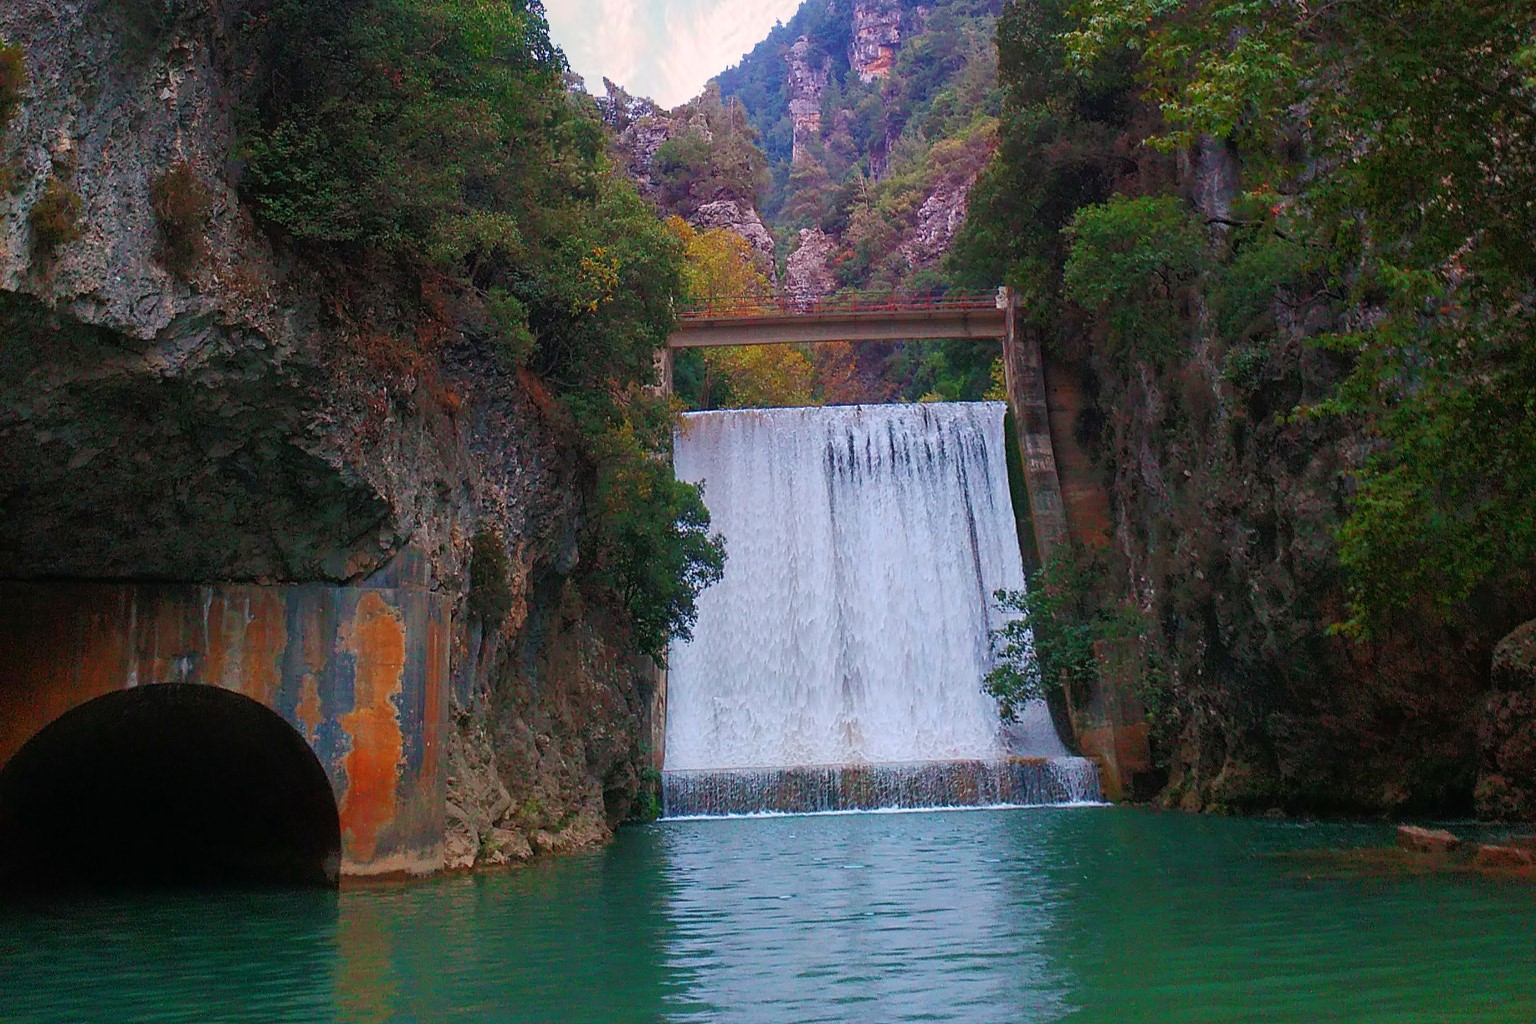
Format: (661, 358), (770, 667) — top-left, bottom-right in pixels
(670, 292), (1007, 348)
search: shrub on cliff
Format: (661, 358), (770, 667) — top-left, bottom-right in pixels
(986, 544), (1161, 726)
(1062, 195), (1209, 366)
(582, 389), (726, 661)
(468, 531), (515, 630)
(0, 39), (24, 132)
(29, 178), (81, 258)
(150, 161), (211, 276)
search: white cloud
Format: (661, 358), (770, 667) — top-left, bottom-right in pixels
(547, 0), (803, 107)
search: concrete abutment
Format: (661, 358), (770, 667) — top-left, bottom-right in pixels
(0, 574), (449, 881)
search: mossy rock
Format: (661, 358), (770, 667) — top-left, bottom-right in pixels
(1492, 620), (1536, 692)
(1474, 772), (1536, 823)
(1476, 688), (1536, 822)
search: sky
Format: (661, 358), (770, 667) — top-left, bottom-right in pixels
(546, 0), (804, 108)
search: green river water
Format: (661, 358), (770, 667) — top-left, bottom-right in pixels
(3, 807), (1534, 1023)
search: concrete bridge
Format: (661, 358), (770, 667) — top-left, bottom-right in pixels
(665, 290), (1095, 566)
(661, 288), (1151, 800)
(0, 553), (448, 888)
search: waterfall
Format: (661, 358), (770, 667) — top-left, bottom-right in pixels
(665, 402), (1098, 815)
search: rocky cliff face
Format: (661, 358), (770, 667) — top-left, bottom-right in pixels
(897, 136), (993, 270)
(784, 227), (839, 306)
(0, 1), (453, 584)
(849, 0), (904, 82)
(609, 86), (777, 276)
(0, 0), (651, 869)
(786, 37), (830, 163)
(692, 198), (777, 273)
(1060, 139), (1508, 817)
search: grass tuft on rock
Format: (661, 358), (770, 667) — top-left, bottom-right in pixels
(29, 178), (82, 258)
(0, 40), (24, 133)
(150, 161), (211, 276)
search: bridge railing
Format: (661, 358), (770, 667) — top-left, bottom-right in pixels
(678, 290), (1004, 320)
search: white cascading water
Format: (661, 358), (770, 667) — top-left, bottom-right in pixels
(666, 402), (1073, 779)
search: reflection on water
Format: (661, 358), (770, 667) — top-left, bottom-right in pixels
(657, 812), (1068, 1023)
(0, 888), (339, 1023)
(337, 899), (397, 1024)
(3, 809), (1536, 1023)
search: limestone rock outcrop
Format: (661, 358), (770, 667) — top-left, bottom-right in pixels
(692, 198), (777, 275)
(1492, 621), (1536, 691)
(0, 0), (466, 583)
(901, 175), (976, 270)
(785, 228), (839, 308)
(786, 37), (830, 163)
(1473, 843), (1536, 869)
(615, 114), (676, 198)
(849, 0), (903, 82)
(1396, 825), (1462, 854)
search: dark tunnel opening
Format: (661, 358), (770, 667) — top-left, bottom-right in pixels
(0, 684), (341, 893)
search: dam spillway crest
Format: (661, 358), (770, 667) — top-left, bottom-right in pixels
(664, 402), (1100, 816)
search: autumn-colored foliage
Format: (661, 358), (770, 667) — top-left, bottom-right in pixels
(667, 217), (820, 410)
(150, 161), (211, 276)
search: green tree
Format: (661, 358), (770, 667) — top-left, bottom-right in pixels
(1062, 0), (1536, 630)
(1062, 195), (1209, 366)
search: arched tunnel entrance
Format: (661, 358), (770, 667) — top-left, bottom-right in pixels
(0, 685), (341, 892)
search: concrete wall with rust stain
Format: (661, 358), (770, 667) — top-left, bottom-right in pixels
(0, 579), (449, 877)
(1041, 353), (1115, 551)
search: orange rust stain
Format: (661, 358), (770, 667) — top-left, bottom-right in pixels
(238, 590), (288, 707)
(296, 673), (324, 744)
(201, 592), (231, 689)
(338, 593), (406, 865)
(128, 589), (192, 686)
(0, 587), (137, 769)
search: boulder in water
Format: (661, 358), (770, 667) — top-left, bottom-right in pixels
(1474, 843), (1536, 869)
(1475, 620), (1536, 821)
(1396, 825), (1463, 854)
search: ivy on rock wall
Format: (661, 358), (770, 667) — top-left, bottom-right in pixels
(1064, 0), (1536, 635)
(233, 0), (722, 660)
(953, 0), (1536, 814)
